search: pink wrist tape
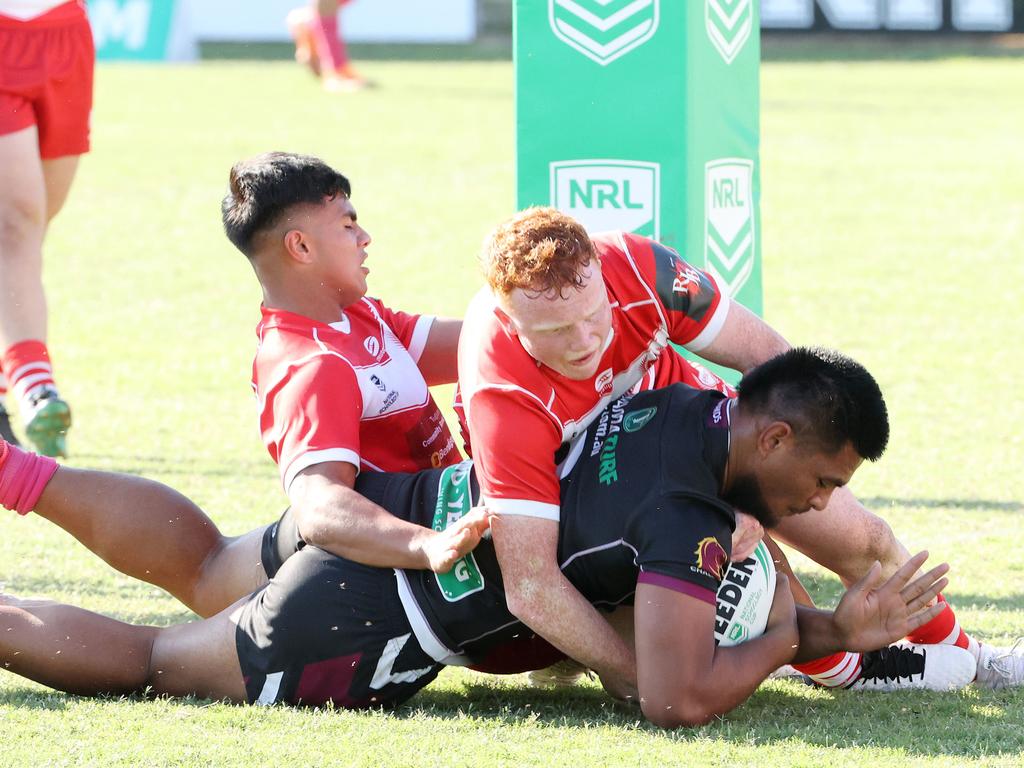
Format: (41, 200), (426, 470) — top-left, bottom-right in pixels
(0, 441), (59, 515)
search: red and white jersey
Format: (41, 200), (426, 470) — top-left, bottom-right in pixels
(458, 231), (732, 520)
(254, 298), (459, 491)
(0, 0), (82, 22)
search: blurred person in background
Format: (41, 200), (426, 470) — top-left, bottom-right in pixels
(0, 0), (92, 457)
(286, 0), (370, 92)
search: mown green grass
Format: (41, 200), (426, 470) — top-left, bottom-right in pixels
(1, 42), (1023, 767)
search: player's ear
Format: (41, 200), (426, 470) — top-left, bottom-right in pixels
(282, 228), (314, 265)
(758, 421), (793, 457)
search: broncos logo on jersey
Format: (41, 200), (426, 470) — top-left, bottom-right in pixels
(693, 536), (728, 581)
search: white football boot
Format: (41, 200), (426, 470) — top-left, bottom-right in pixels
(975, 639), (1024, 689)
(847, 643), (976, 691)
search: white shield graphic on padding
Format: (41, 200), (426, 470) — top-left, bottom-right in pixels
(551, 160), (660, 239)
(706, 0), (753, 64)
(549, 0), (660, 66)
(705, 158), (755, 297)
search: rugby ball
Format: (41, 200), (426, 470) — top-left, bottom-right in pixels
(714, 541), (776, 647)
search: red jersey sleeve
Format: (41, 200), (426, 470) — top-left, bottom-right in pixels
(369, 297), (434, 362)
(467, 388), (563, 521)
(260, 352), (364, 491)
(648, 348), (737, 397)
(622, 232), (729, 352)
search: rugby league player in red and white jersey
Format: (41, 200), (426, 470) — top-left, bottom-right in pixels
(13, 153), (491, 620)
(458, 206), (1020, 695)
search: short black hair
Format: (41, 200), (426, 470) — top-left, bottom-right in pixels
(737, 347), (889, 461)
(221, 152), (351, 258)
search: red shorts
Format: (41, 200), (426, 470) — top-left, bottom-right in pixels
(0, 1), (94, 159)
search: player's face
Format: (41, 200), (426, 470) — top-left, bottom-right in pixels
(753, 438), (864, 528)
(743, 436), (863, 527)
(500, 261), (613, 380)
(305, 195), (372, 306)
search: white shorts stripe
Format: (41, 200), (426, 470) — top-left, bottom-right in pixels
(255, 671), (284, 705)
(394, 570), (470, 666)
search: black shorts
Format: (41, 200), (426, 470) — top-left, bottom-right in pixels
(260, 507), (303, 579)
(235, 545), (442, 709)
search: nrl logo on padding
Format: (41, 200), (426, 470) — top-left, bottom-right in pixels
(706, 0), (753, 65)
(549, 0), (660, 66)
(704, 158), (755, 298)
(550, 160), (660, 239)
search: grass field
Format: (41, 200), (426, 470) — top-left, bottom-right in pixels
(1, 38), (1023, 767)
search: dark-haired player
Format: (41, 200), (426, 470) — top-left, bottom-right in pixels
(0, 348), (977, 725)
(35, 152), (490, 620)
(458, 206), (1021, 692)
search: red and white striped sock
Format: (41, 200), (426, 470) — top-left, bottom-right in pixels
(0, 371), (8, 404)
(793, 651), (863, 688)
(2, 340), (59, 420)
(905, 594), (980, 660)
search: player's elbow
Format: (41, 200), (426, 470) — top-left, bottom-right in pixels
(292, 503), (338, 550)
(502, 582), (541, 625)
(641, 694), (717, 730)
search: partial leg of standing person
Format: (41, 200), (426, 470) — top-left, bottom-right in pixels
(287, 0), (368, 92)
(0, 3), (95, 457)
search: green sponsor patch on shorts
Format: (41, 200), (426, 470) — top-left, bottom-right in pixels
(432, 461), (485, 602)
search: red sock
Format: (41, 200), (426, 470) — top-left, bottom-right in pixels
(0, 438), (58, 514)
(793, 651), (863, 688)
(2, 340), (57, 407)
(905, 594), (978, 657)
(310, 12), (349, 72)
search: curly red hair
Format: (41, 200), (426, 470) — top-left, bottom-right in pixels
(480, 207), (596, 298)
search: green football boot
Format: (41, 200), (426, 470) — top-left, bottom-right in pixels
(0, 404), (19, 446)
(25, 392), (71, 458)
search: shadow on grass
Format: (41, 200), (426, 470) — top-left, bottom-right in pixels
(761, 32), (1024, 62)
(2, 674), (1022, 757)
(403, 677), (1024, 756)
(859, 496), (1022, 513)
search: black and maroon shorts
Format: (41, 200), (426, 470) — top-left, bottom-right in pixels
(235, 545), (442, 709)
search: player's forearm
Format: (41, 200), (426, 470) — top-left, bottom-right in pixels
(692, 626), (796, 723)
(417, 317), (461, 385)
(504, 571), (637, 695)
(696, 302), (790, 374)
(776, 488), (910, 587)
(790, 605), (849, 663)
(294, 487), (434, 570)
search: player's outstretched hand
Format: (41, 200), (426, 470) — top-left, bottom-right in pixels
(423, 506), (494, 574)
(833, 550), (950, 653)
(731, 511), (764, 562)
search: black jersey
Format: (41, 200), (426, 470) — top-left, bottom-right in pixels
(354, 384), (737, 664)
